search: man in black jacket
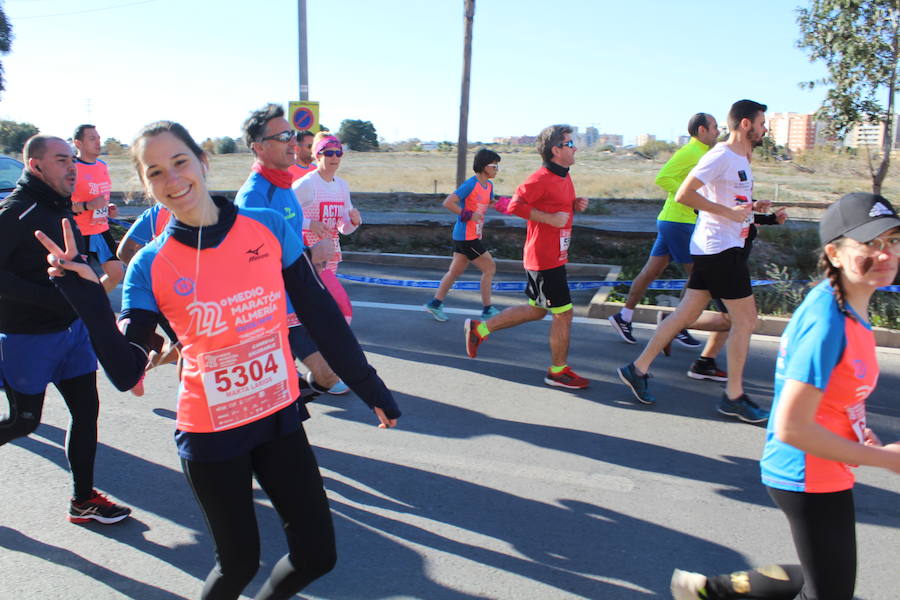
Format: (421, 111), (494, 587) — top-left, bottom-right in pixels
(0, 135), (130, 524)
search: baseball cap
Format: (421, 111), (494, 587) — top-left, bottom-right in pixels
(819, 192), (900, 245)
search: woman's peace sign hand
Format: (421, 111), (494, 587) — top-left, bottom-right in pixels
(34, 218), (100, 284)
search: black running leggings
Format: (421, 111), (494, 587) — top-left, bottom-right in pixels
(181, 427), (336, 600)
(0, 372), (99, 501)
(705, 487), (856, 600)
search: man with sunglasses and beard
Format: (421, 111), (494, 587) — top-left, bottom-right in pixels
(618, 100), (771, 424)
(464, 124), (590, 390)
(235, 104), (346, 397)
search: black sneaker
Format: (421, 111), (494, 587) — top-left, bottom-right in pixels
(675, 329), (701, 347)
(717, 393), (769, 424)
(687, 359), (728, 382)
(617, 363), (656, 405)
(608, 313), (636, 343)
(69, 490), (131, 524)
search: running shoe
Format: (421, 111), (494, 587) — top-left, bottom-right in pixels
(617, 363), (656, 405)
(69, 490), (131, 524)
(717, 393), (769, 424)
(481, 306), (501, 319)
(608, 312), (636, 343)
(328, 379), (350, 395)
(670, 569), (707, 600)
(464, 319), (484, 358)
(544, 367), (589, 390)
(423, 302), (448, 322)
(675, 329), (702, 347)
(687, 359), (728, 382)
(656, 311), (701, 350)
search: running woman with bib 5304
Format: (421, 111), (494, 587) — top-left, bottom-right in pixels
(37, 121), (400, 600)
(671, 192), (900, 600)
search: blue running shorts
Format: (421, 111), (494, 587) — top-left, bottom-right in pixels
(0, 320), (98, 394)
(650, 221), (695, 264)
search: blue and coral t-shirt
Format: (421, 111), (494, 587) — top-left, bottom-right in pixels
(451, 175), (493, 241)
(123, 206), (304, 435)
(760, 280), (879, 493)
(121, 203), (172, 247)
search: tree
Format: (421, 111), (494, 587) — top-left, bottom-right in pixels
(103, 138), (126, 155)
(797, 1), (900, 193)
(337, 119), (379, 151)
(215, 136), (237, 154)
(201, 138), (217, 155)
(635, 139), (676, 158)
(0, 5), (12, 98)
(0, 120), (39, 154)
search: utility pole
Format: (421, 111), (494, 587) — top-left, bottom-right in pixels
(456, 0), (475, 187)
(298, 0), (308, 100)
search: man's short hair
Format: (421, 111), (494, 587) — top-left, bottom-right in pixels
(687, 113), (711, 138)
(473, 148), (500, 173)
(727, 100), (767, 131)
(243, 104), (285, 151)
(297, 129), (314, 142)
(73, 124), (96, 141)
(536, 124), (573, 163)
(23, 134), (62, 164)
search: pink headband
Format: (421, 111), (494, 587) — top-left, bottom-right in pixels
(314, 136), (342, 155)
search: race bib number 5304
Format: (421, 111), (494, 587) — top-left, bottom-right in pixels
(199, 333), (291, 431)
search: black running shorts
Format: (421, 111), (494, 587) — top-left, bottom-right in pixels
(452, 239), (487, 261)
(525, 265), (572, 312)
(687, 247), (752, 300)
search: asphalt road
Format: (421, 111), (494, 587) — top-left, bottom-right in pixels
(2, 260), (898, 599)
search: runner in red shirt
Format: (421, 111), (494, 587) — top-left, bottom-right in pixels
(464, 125), (589, 389)
(288, 130), (316, 182)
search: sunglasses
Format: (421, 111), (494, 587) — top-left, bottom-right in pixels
(556, 140), (575, 148)
(320, 150), (344, 157)
(859, 235), (900, 253)
(260, 130), (296, 143)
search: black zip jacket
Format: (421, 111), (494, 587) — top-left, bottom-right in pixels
(0, 171), (87, 334)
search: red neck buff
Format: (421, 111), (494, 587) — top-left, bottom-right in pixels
(252, 161), (293, 189)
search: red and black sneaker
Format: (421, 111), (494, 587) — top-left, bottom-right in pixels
(69, 490), (131, 524)
(464, 319), (484, 358)
(687, 359), (728, 382)
(544, 366), (590, 390)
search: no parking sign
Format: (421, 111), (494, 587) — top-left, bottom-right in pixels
(289, 101), (320, 132)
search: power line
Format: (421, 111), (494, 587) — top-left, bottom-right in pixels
(13, 0), (161, 20)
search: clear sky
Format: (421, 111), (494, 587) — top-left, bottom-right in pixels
(0, 0), (829, 146)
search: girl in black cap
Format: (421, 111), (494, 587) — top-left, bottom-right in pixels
(671, 192), (900, 600)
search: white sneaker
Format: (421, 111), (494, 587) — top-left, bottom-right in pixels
(670, 569), (707, 600)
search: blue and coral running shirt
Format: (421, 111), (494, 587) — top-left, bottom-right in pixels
(451, 176), (493, 241)
(123, 206), (304, 434)
(121, 203), (172, 246)
(235, 171), (306, 326)
(760, 280), (879, 493)
(72, 158), (111, 235)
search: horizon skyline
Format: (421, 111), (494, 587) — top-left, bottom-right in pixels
(0, 1), (847, 148)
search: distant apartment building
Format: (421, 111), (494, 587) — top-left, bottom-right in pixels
(844, 116), (900, 150)
(584, 126), (599, 147)
(635, 133), (656, 147)
(767, 112), (822, 152)
(597, 133), (624, 147)
(677, 135), (691, 146)
(491, 135), (538, 145)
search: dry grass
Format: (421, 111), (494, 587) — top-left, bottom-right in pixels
(103, 149), (900, 204)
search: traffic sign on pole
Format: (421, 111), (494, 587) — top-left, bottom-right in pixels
(289, 101), (319, 132)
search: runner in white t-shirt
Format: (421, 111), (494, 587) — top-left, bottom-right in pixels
(618, 100), (770, 424)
